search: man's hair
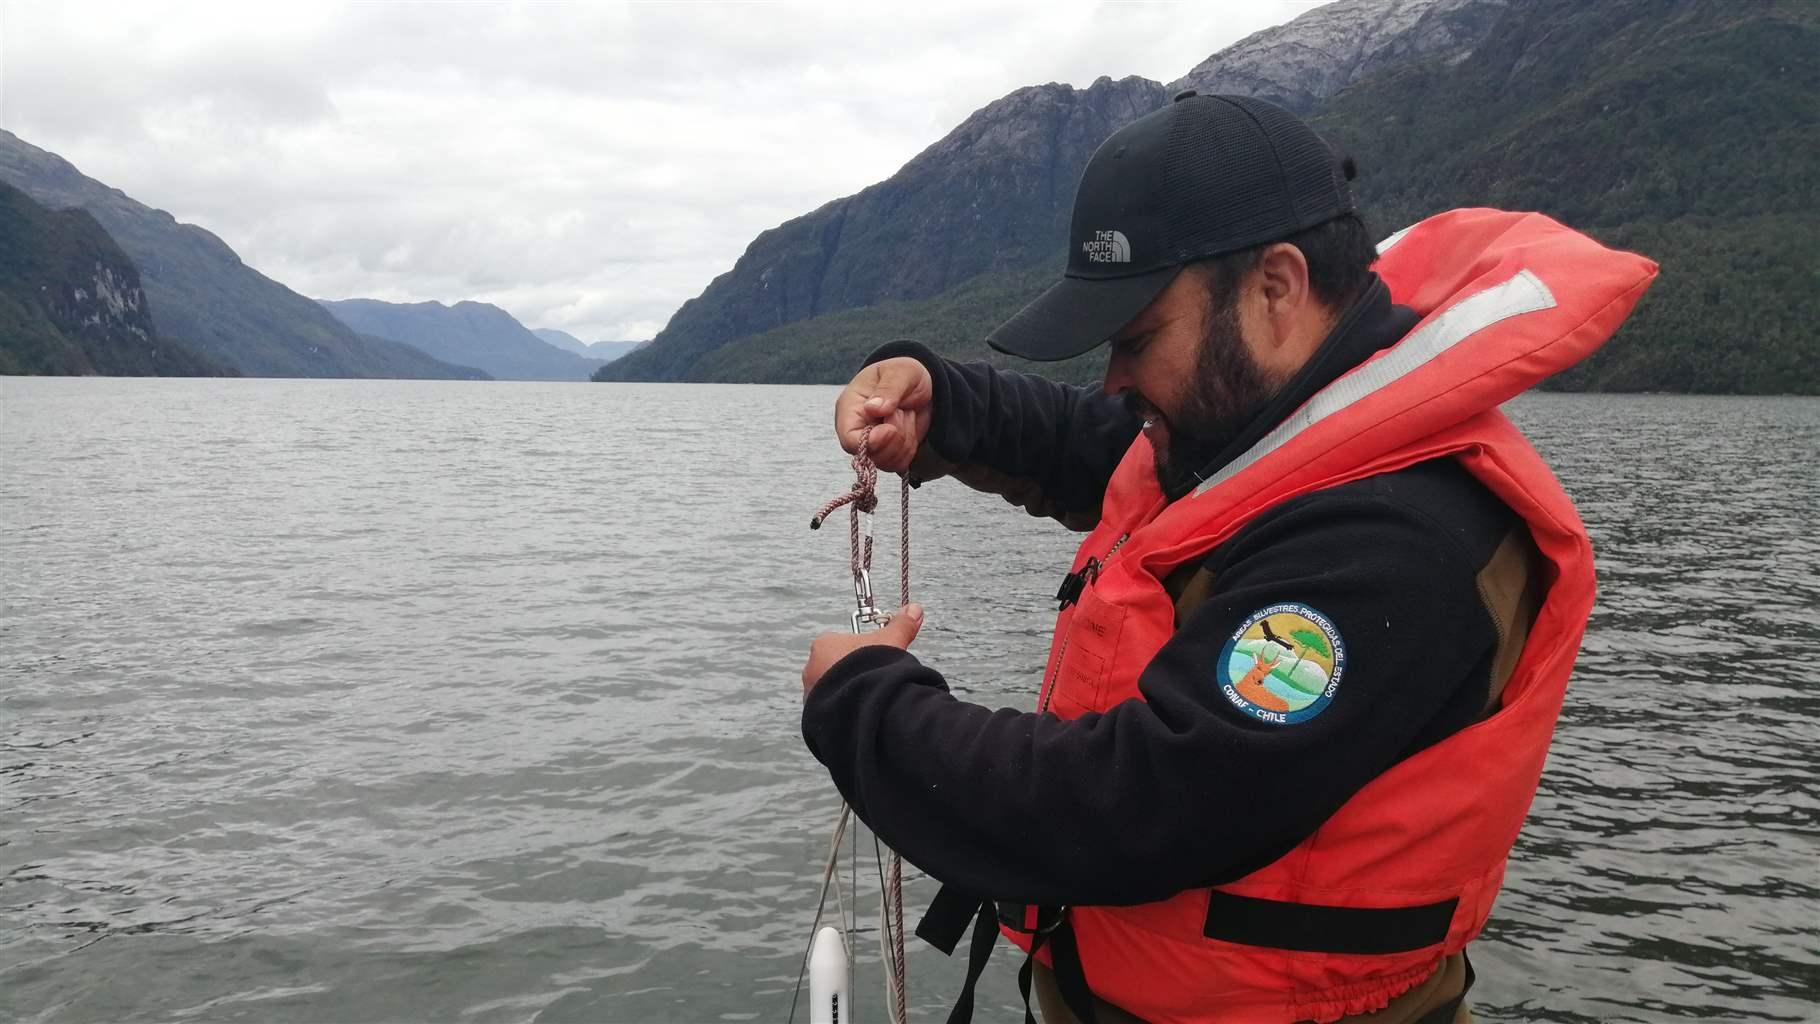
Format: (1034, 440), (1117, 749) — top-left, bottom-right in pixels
(1191, 213), (1378, 310)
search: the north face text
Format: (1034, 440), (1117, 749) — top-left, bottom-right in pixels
(1082, 229), (1131, 263)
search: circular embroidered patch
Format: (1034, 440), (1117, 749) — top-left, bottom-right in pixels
(1215, 602), (1346, 726)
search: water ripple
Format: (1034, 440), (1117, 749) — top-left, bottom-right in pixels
(0, 380), (1815, 1022)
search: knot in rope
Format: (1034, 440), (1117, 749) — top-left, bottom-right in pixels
(809, 434), (881, 529)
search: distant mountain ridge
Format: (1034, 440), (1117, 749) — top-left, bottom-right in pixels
(0, 131), (484, 380)
(531, 328), (589, 355)
(321, 299), (603, 381)
(531, 328), (645, 363)
(598, 0), (1508, 384)
(0, 181), (224, 376)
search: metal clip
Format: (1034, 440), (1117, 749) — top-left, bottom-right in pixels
(851, 568), (892, 633)
(851, 605), (893, 633)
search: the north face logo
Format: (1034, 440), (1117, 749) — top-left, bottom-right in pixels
(1082, 230), (1131, 263)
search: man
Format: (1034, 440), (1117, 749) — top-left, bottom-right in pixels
(799, 93), (1653, 1023)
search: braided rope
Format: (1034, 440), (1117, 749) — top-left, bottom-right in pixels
(886, 470), (909, 1024)
(802, 426), (912, 1024)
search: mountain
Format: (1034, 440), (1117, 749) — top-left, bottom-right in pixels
(601, 0), (1817, 395)
(1166, 0), (1510, 110)
(531, 328), (590, 355)
(321, 299), (604, 381)
(581, 340), (646, 362)
(0, 181), (225, 376)
(1309, 0), (1819, 393)
(531, 328), (646, 363)
(597, 0), (1506, 384)
(595, 74), (1172, 382)
(0, 131), (485, 380)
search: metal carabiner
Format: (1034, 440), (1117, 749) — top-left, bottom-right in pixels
(851, 567), (891, 632)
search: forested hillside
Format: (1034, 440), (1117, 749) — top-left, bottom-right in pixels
(0, 182), (224, 376)
(604, 0), (1817, 394)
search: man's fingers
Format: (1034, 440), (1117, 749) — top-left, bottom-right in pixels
(871, 360), (933, 412)
(835, 392), (871, 452)
(888, 604), (924, 646)
(838, 420), (906, 464)
(834, 358), (932, 460)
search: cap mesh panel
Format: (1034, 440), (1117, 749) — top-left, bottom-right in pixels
(1159, 96), (1355, 263)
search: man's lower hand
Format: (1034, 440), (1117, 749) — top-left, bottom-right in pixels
(802, 604), (924, 697)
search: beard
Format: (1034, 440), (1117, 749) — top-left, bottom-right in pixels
(1151, 300), (1281, 495)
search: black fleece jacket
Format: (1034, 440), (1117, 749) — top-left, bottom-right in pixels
(801, 278), (1521, 908)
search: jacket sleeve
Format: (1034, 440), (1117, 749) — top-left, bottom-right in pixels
(800, 486), (1500, 907)
(863, 341), (1140, 530)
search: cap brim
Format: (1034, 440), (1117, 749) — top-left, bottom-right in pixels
(986, 265), (1182, 362)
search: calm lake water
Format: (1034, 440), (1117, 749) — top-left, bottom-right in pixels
(2, 378), (1816, 1023)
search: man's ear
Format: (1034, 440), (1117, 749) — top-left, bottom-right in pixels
(1254, 243), (1311, 324)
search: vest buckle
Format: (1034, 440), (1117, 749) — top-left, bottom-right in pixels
(996, 901), (1067, 937)
(1055, 558), (1103, 610)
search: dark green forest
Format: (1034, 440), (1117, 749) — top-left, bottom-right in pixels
(1315, 0), (1818, 392)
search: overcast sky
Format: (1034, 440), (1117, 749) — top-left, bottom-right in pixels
(2, 1), (1329, 342)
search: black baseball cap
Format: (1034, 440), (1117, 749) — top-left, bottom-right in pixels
(986, 91), (1358, 362)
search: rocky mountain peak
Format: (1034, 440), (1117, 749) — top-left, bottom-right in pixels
(1168, 0), (1509, 111)
(909, 75), (1168, 172)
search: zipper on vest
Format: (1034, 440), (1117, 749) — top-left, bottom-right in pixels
(1041, 532), (1130, 713)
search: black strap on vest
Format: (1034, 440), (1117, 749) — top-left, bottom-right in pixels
(945, 901), (1001, 1024)
(1041, 913), (1099, 1024)
(917, 886), (1099, 1024)
(921, 884), (1469, 1023)
(915, 883), (986, 955)
(1031, 934), (1473, 1024)
(1203, 891), (1459, 955)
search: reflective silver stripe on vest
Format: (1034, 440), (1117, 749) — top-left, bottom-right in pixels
(1193, 269), (1557, 496)
(1375, 225), (1414, 254)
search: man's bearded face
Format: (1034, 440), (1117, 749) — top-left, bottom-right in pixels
(1141, 292), (1282, 493)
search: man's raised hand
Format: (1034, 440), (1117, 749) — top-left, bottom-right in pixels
(834, 357), (934, 473)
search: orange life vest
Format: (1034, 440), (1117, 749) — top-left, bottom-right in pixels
(1008, 209), (1656, 1022)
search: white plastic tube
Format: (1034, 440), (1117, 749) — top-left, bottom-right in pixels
(809, 925), (850, 1024)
